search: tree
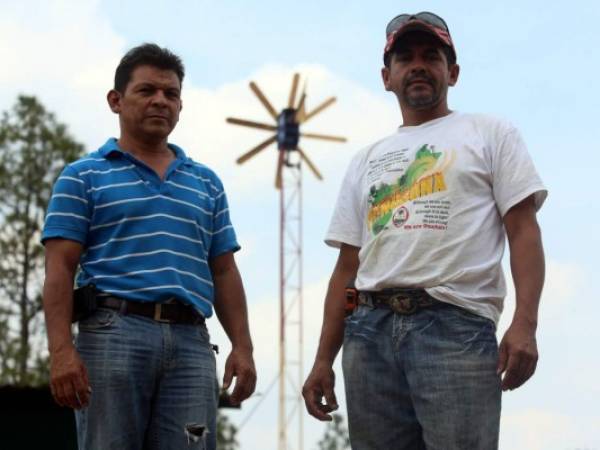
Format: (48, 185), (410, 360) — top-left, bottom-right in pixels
(0, 95), (84, 386)
(317, 413), (351, 450)
(216, 410), (239, 450)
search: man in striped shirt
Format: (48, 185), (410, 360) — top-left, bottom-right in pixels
(42, 43), (256, 450)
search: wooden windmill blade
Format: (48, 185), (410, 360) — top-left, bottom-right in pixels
(295, 82), (307, 123)
(249, 81), (279, 120)
(300, 97), (337, 123)
(300, 132), (347, 143)
(236, 135), (278, 164)
(288, 73), (300, 109)
(226, 117), (277, 132)
(297, 147), (323, 180)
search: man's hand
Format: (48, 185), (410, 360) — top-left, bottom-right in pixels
(497, 319), (538, 391)
(49, 345), (91, 409)
(302, 362), (338, 421)
(222, 347), (256, 405)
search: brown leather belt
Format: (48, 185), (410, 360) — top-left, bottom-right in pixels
(97, 296), (205, 325)
(357, 288), (438, 315)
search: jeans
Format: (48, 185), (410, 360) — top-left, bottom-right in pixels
(75, 308), (218, 450)
(342, 302), (501, 450)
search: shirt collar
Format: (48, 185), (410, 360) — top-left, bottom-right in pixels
(98, 138), (192, 165)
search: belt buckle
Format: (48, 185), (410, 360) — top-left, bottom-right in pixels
(389, 295), (417, 314)
(153, 303), (172, 323)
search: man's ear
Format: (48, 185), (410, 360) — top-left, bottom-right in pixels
(381, 66), (392, 91)
(448, 64), (460, 87)
(107, 89), (122, 114)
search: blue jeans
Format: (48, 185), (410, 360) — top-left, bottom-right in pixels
(342, 302), (501, 450)
(75, 308), (218, 450)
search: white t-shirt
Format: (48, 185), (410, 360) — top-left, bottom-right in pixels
(325, 112), (547, 324)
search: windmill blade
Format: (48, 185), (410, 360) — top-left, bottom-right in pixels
(300, 97), (337, 123)
(226, 117), (277, 132)
(297, 147), (323, 180)
(236, 135), (277, 164)
(288, 73), (300, 109)
(275, 150), (285, 189)
(249, 81), (278, 119)
(295, 82), (307, 123)
(301, 132), (347, 143)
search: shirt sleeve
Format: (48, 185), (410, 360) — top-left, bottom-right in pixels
(42, 164), (91, 245)
(209, 176), (240, 259)
(491, 126), (547, 217)
(324, 153), (365, 248)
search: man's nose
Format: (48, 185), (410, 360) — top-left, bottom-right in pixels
(408, 63), (428, 76)
(150, 90), (168, 106)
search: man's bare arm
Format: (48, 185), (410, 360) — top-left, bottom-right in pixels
(303, 243), (360, 421)
(498, 194), (545, 390)
(43, 238), (90, 408)
(210, 252), (256, 405)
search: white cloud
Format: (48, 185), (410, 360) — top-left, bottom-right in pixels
(501, 409), (600, 450)
(498, 258), (585, 334)
(0, 0), (124, 149)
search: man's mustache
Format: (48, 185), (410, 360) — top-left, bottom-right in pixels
(404, 73), (434, 87)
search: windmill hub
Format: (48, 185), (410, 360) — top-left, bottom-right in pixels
(277, 108), (299, 151)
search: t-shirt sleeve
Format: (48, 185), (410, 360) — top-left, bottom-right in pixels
(324, 154), (364, 249)
(42, 165), (91, 245)
(209, 177), (240, 259)
(491, 126), (547, 217)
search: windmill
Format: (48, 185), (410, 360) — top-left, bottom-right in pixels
(226, 73), (346, 450)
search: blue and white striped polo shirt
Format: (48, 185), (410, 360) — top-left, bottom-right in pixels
(42, 138), (240, 318)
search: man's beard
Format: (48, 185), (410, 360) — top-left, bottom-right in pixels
(405, 90), (440, 108)
(402, 74), (441, 109)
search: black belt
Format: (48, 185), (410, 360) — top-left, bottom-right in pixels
(97, 296), (205, 325)
(357, 288), (438, 315)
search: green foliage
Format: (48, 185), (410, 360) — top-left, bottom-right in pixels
(316, 413), (350, 450)
(216, 410), (239, 450)
(0, 95), (84, 386)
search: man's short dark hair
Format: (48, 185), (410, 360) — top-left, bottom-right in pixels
(384, 41), (456, 68)
(114, 43), (185, 93)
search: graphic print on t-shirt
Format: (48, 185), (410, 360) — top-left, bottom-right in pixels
(366, 144), (455, 235)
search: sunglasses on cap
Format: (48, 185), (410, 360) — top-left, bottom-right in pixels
(386, 12), (450, 36)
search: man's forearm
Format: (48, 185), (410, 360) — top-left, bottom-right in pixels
(314, 244), (360, 366)
(43, 267), (76, 354)
(43, 239), (83, 355)
(508, 219), (545, 328)
(314, 275), (347, 365)
(213, 263), (253, 351)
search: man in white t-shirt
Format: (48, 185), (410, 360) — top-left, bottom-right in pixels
(302, 12), (546, 449)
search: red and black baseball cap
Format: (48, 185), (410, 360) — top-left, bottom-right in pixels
(384, 12), (457, 63)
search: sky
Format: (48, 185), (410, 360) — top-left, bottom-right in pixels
(2, 0), (599, 449)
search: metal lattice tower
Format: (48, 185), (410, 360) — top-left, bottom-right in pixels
(226, 73), (345, 450)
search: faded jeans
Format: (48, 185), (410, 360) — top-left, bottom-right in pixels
(342, 302), (501, 450)
(75, 308), (218, 450)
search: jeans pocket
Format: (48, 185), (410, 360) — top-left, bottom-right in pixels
(78, 308), (118, 331)
(444, 306), (497, 353)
